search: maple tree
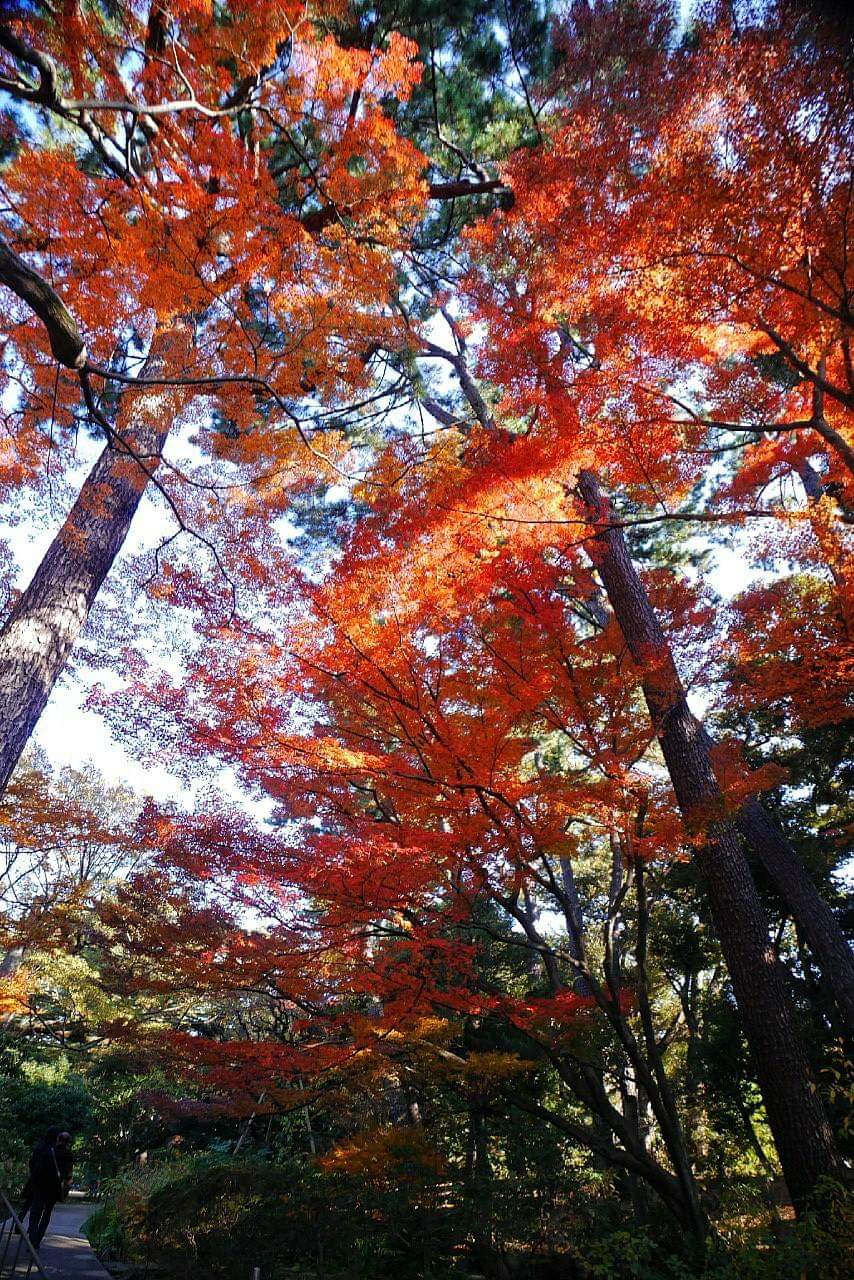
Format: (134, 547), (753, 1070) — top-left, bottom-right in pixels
(138, 0), (851, 1213)
(353, 0), (852, 1212)
(0, 754), (153, 1039)
(0, 2), (852, 1274)
(54, 0), (848, 1215)
(109, 553), (723, 1238)
(87, 451), (847, 1245)
(0, 0), (439, 792)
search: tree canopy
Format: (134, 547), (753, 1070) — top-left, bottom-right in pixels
(0, 3), (851, 1278)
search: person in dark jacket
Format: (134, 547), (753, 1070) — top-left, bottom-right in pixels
(23, 1128), (73, 1249)
(18, 1128), (59, 1224)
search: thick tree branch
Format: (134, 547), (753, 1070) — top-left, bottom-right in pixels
(300, 179), (511, 233)
(0, 234), (87, 368)
(760, 324), (854, 412)
(0, 24), (60, 106)
(0, 22), (258, 120)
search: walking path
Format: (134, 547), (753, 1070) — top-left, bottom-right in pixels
(36, 1199), (111, 1280)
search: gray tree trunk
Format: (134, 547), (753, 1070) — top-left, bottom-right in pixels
(0, 327), (187, 794)
(578, 469), (854, 1029)
(577, 469), (839, 1214)
(559, 855), (593, 995)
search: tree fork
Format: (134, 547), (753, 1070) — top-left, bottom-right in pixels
(576, 468), (840, 1213)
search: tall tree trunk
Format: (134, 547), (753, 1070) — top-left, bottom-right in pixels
(0, 326), (189, 794)
(619, 1068), (651, 1226)
(734, 793), (854, 1029)
(576, 469), (839, 1214)
(295, 1077), (317, 1155)
(558, 856), (593, 996)
(521, 885), (542, 983)
(466, 1102), (510, 1280)
(577, 468), (854, 1029)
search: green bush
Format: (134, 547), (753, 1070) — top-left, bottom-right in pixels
(86, 1153), (463, 1279)
(574, 1181), (854, 1280)
(85, 1155), (853, 1280)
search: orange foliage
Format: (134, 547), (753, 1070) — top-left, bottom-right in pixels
(2, 2), (849, 1147)
(0, 1), (426, 499)
(320, 1126), (447, 1184)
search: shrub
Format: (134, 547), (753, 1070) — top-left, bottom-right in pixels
(86, 1152), (464, 1279)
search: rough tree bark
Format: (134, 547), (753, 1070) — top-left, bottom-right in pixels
(734, 792), (854, 1028)
(0, 235), (87, 368)
(0, 325), (190, 794)
(577, 469), (840, 1214)
(578, 473), (854, 1032)
(0, 236), (87, 366)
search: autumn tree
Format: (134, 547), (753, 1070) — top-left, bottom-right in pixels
(87, 489), (846, 1254)
(419, 0), (850, 1211)
(0, 0), (434, 791)
(2, 0), (850, 1254)
(64, 0), (850, 1221)
(0, 753), (140, 923)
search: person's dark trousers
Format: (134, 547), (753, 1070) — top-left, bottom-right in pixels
(27, 1193), (56, 1249)
(13, 1177), (33, 1233)
(12, 1199), (31, 1235)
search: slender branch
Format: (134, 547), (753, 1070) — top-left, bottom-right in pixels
(0, 22), (258, 120)
(760, 324), (854, 412)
